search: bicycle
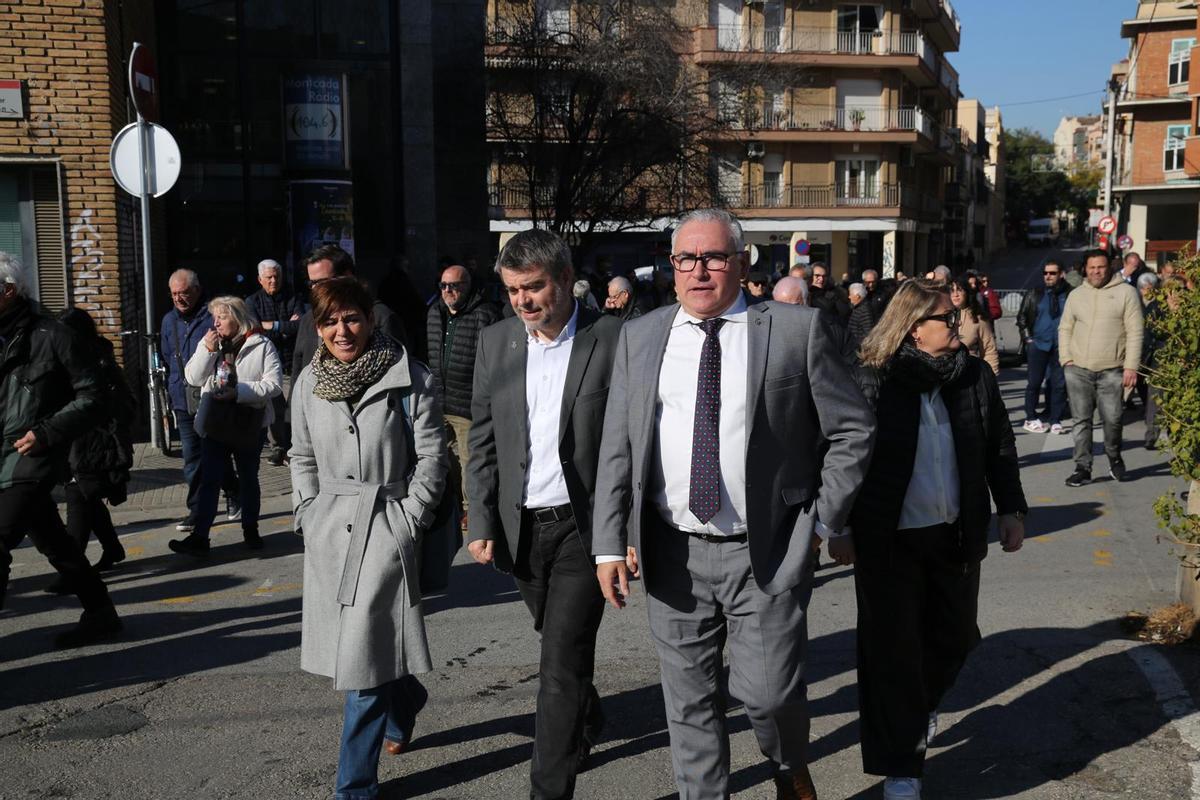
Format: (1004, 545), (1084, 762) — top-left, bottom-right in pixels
(120, 330), (175, 456)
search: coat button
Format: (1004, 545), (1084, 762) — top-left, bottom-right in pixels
(514, 503), (521, 510)
(519, 461), (526, 469)
(346, 524), (352, 532)
(346, 475), (354, 480)
(348, 425), (355, 434)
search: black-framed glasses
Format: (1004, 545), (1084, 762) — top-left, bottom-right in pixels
(670, 252), (740, 272)
(919, 308), (961, 328)
(1043, 271), (1061, 276)
(439, 281), (468, 291)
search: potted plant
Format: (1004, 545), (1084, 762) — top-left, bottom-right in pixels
(849, 107), (866, 130)
(1150, 247), (1200, 613)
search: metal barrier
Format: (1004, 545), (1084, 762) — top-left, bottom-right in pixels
(993, 289), (1027, 361)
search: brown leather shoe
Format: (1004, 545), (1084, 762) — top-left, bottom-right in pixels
(383, 738), (407, 756)
(774, 764), (818, 800)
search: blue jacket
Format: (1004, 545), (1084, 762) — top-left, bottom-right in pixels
(161, 305), (212, 412)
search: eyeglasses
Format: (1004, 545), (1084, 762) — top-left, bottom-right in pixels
(1043, 271), (1061, 277)
(670, 252), (740, 272)
(918, 308), (961, 328)
(439, 281), (468, 291)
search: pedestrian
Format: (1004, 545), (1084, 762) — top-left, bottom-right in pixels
(604, 275), (643, 321)
(862, 268), (880, 295)
(771, 275), (809, 306)
(849, 282), (867, 307)
(290, 277), (446, 800)
(592, 208), (875, 800)
(1059, 249), (1144, 486)
(927, 265), (952, 286)
(169, 296), (282, 556)
(976, 272), (1003, 320)
(0, 252), (121, 648)
(426, 263), (500, 527)
(851, 279), (1027, 800)
(1017, 260), (1071, 435)
(292, 245), (408, 386)
(949, 279), (999, 374)
(1121, 252), (1150, 287)
(745, 270), (771, 303)
(808, 262), (851, 320)
(57, 308), (135, 576)
(245, 257), (305, 466)
(466, 229), (622, 798)
(1138, 271), (1164, 450)
(161, 268), (242, 531)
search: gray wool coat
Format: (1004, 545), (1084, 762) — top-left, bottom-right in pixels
(289, 350), (448, 691)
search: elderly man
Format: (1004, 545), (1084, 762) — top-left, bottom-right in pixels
(808, 262), (850, 320)
(246, 258), (305, 465)
(848, 283), (867, 307)
(861, 269), (879, 295)
(1121, 252), (1150, 287)
(0, 252), (120, 648)
(1060, 249), (1144, 486)
(772, 276), (809, 306)
(604, 276), (643, 321)
(427, 263), (500, 523)
(467, 230), (623, 798)
(593, 208), (875, 799)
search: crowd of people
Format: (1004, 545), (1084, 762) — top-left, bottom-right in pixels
(0, 209), (1184, 800)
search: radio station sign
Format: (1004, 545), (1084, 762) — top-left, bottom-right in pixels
(0, 80), (26, 120)
(283, 74), (347, 170)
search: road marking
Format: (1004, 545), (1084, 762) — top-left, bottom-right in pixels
(1090, 530), (1113, 538)
(1033, 496), (1055, 504)
(255, 578), (273, 596)
(125, 546), (144, 557)
(1126, 645), (1200, 798)
(1093, 550), (1114, 567)
(161, 596), (195, 604)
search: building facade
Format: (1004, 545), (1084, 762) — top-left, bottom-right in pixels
(1053, 114), (1101, 170)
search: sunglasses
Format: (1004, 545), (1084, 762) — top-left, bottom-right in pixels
(1044, 271), (1061, 276)
(918, 308), (961, 328)
(439, 281), (468, 291)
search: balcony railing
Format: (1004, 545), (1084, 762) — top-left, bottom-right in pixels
(940, 0), (961, 35)
(726, 182), (905, 209)
(717, 104), (932, 136)
(938, 57), (959, 97)
(713, 25), (931, 64)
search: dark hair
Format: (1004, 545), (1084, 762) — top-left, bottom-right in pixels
(310, 276), (375, 325)
(1043, 259), (1062, 271)
(1082, 248), (1112, 266)
(495, 229), (573, 283)
(949, 278), (986, 321)
(58, 307), (99, 340)
(304, 244), (355, 276)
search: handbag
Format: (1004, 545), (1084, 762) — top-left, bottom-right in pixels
(172, 318), (202, 415)
(203, 352), (265, 448)
(399, 389), (462, 596)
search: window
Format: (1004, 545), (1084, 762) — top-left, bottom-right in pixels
(1169, 39), (1196, 86)
(837, 4), (883, 54)
(1164, 124), (1189, 171)
(837, 158), (879, 204)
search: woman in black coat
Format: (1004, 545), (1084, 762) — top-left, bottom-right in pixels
(57, 308), (134, 571)
(840, 280), (1028, 800)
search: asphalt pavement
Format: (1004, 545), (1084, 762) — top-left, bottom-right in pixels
(1, 249), (1197, 799)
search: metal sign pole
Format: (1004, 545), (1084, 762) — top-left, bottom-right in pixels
(137, 110), (161, 451)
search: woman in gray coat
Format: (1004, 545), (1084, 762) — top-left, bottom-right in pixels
(289, 277), (448, 800)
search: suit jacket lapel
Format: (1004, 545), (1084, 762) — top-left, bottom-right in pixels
(503, 320), (529, 452)
(745, 303), (770, 449)
(559, 317), (597, 442)
(644, 303), (677, 396)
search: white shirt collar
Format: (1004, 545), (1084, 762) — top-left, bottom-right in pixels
(527, 301), (580, 347)
(671, 292), (749, 329)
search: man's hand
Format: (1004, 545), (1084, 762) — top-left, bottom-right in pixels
(203, 329), (220, 352)
(625, 546), (639, 579)
(998, 514), (1025, 553)
(14, 430), (43, 457)
(597, 561), (631, 609)
(1123, 369), (1139, 389)
(289, 313), (301, 321)
(1062, 360), (1073, 368)
(828, 535), (856, 566)
(261, 320), (275, 330)
(467, 539), (494, 565)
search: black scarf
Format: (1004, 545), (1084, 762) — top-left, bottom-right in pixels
(889, 342), (969, 394)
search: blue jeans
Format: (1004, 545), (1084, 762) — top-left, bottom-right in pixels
(336, 676), (427, 799)
(191, 432), (264, 541)
(175, 410), (240, 514)
(1024, 345), (1067, 424)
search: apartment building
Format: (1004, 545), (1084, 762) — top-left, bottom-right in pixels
(949, 98), (1005, 268)
(1053, 114), (1101, 170)
(1108, 0), (1200, 265)
(486, 0), (965, 277)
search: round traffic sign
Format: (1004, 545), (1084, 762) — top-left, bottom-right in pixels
(1098, 215), (1117, 235)
(109, 122), (181, 198)
(1117, 234), (1134, 250)
(794, 239), (810, 255)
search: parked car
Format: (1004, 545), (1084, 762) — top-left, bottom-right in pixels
(1026, 218), (1059, 247)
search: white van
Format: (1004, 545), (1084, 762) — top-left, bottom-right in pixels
(1026, 218), (1058, 247)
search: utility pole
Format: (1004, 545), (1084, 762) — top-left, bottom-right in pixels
(1102, 77), (1119, 219)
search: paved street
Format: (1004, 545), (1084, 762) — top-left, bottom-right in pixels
(2, 250), (1198, 799)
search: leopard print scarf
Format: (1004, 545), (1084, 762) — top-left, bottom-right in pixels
(310, 330), (400, 401)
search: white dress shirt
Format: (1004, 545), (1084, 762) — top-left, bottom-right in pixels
(522, 303), (578, 509)
(897, 388), (961, 530)
(651, 294), (749, 536)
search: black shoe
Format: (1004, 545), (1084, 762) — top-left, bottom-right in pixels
(95, 548), (126, 571)
(578, 700), (606, 772)
(54, 608), (123, 649)
(44, 576), (71, 595)
(267, 448), (286, 467)
(169, 535), (210, 558)
(175, 515), (196, 532)
(1065, 468), (1092, 487)
(243, 531), (264, 551)
(1110, 458), (1128, 482)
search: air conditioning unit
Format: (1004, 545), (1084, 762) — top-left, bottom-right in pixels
(747, 141), (765, 159)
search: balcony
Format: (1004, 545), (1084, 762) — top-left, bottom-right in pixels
(905, 0), (960, 52)
(938, 56), (959, 99)
(715, 104), (933, 137)
(728, 182), (906, 210)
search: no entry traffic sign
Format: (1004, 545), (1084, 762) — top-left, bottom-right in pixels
(1098, 216), (1117, 236)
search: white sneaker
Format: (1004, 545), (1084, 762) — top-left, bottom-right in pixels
(884, 777), (922, 800)
(1049, 422), (1066, 435)
(927, 711), (938, 745)
(1022, 419), (1048, 433)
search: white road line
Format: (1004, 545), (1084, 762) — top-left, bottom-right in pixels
(1126, 644), (1200, 798)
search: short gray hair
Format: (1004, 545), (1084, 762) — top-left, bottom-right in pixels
(608, 276), (632, 294)
(169, 268), (200, 289)
(861, 269), (879, 282)
(495, 229), (573, 282)
(848, 282), (867, 300)
(1137, 272), (1160, 290)
(933, 265), (952, 281)
(671, 208), (744, 254)
(208, 295), (258, 337)
(257, 258), (282, 277)
(771, 276), (808, 305)
(0, 251), (30, 296)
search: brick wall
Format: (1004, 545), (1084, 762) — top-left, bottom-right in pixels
(1132, 26), (1195, 99)
(1130, 104), (1192, 185)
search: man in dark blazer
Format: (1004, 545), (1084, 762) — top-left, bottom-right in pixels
(591, 209), (875, 800)
(466, 229), (623, 800)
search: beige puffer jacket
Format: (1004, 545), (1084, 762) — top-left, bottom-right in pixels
(1058, 273), (1144, 372)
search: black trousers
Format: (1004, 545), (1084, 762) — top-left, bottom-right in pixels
(512, 509), (606, 800)
(854, 522), (981, 778)
(0, 480), (114, 613)
(65, 482), (122, 557)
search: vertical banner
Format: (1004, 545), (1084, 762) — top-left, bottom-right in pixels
(282, 74), (347, 169)
(289, 180), (355, 269)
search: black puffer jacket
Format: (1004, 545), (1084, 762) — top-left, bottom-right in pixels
(1016, 281), (1071, 339)
(69, 336), (135, 503)
(0, 299), (103, 489)
(426, 291), (501, 418)
(851, 355), (1027, 562)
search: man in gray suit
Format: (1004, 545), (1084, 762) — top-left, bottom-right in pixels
(466, 229), (623, 799)
(592, 209), (875, 800)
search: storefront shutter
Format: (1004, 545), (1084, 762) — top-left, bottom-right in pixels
(32, 166), (67, 311)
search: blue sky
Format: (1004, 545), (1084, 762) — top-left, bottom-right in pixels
(954, 1), (1134, 137)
